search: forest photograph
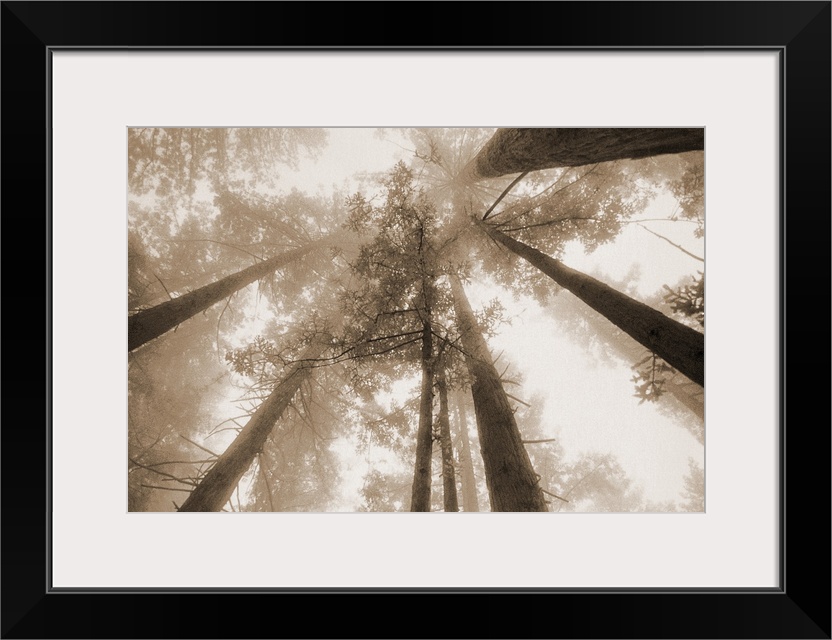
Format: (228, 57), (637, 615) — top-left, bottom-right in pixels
(127, 127), (705, 513)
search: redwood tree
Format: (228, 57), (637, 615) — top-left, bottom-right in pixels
(409, 316), (435, 512)
(454, 392), (480, 512)
(449, 273), (547, 512)
(464, 128), (704, 180)
(130, 128), (705, 514)
(483, 224), (704, 387)
(129, 243), (320, 351)
(436, 366), (459, 512)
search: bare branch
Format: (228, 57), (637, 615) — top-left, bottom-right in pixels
(153, 273), (174, 301)
(142, 484), (193, 493)
(129, 458), (198, 485)
(506, 393), (531, 408)
(541, 488), (569, 503)
(482, 171), (530, 221)
(179, 434), (221, 458)
(636, 224), (704, 262)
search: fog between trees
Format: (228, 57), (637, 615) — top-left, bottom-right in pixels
(128, 128), (705, 513)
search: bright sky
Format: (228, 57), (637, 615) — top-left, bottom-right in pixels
(200, 128), (704, 510)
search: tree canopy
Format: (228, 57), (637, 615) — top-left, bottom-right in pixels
(128, 127), (705, 513)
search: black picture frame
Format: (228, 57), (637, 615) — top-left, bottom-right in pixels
(2, 2), (829, 638)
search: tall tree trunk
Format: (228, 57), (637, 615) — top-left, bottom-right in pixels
(409, 319), (434, 512)
(449, 274), (548, 512)
(128, 243), (317, 351)
(464, 128), (704, 180)
(436, 367), (459, 512)
(454, 392), (480, 512)
(178, 336), (330, 512)
(411, 227), (438, 512)
(485, 225), (704, 387)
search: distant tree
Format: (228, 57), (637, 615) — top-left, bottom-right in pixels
(244, 380), (342, 512)
(510, 396), (651, 512)
(668, 156), (705, 238)
(436, 366), (459, 512)
(128, 127), (327, 196)
(359, 470), (411, 512)
(680, 458), (705, 512)
(128, 295), (232, 511)
(663, 271), (705, 328)
(453, 391), (481, 512)
(553, 453), (646, 513)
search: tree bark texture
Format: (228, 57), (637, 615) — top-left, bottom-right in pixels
(178, 336), (330, 512)
(410, 320), (435, 512)
(436, 367), (459, 512)
(465, 128), (704, 180)
(486, 225), (704, 387)
(454, 392), (480, 512)
(128, 244), (316, 351)
(449, 274), (548, 512)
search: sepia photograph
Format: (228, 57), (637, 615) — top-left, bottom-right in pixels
(127, 127), (705, 513)
(7, 0), (818, 632)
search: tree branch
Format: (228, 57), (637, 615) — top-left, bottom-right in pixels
(636, 224), (704, 262)
(153, 273), (174, 301)
(142, 484), (193, 493)
(541, 488), (569, 503)
(129, 458), (198, 485)
(482, 171), (530, 220)
(178, 434), (221, 458)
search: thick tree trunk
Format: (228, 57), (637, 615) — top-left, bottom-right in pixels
(464, 128), (704, 180)
(178, 336), (329, 512)
(449, 274), (548, 512)
(454, 392), (480, 512)
(410, 320), (435, 512)
(436, 367), (459, 512)
(485, 225), (704, 387)
(128, 243), (316, 351)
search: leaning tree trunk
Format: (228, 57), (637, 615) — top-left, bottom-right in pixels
(436, 367), (459, 512)
(178, 335), (330, 512)
(449, 274), (548, 512)
(128, 243), (319, 351)
(463, 128), (704, 181)
(454, 392), (480, 512)
(409, 318), (435, 512)
(484, 225), (704, 387)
